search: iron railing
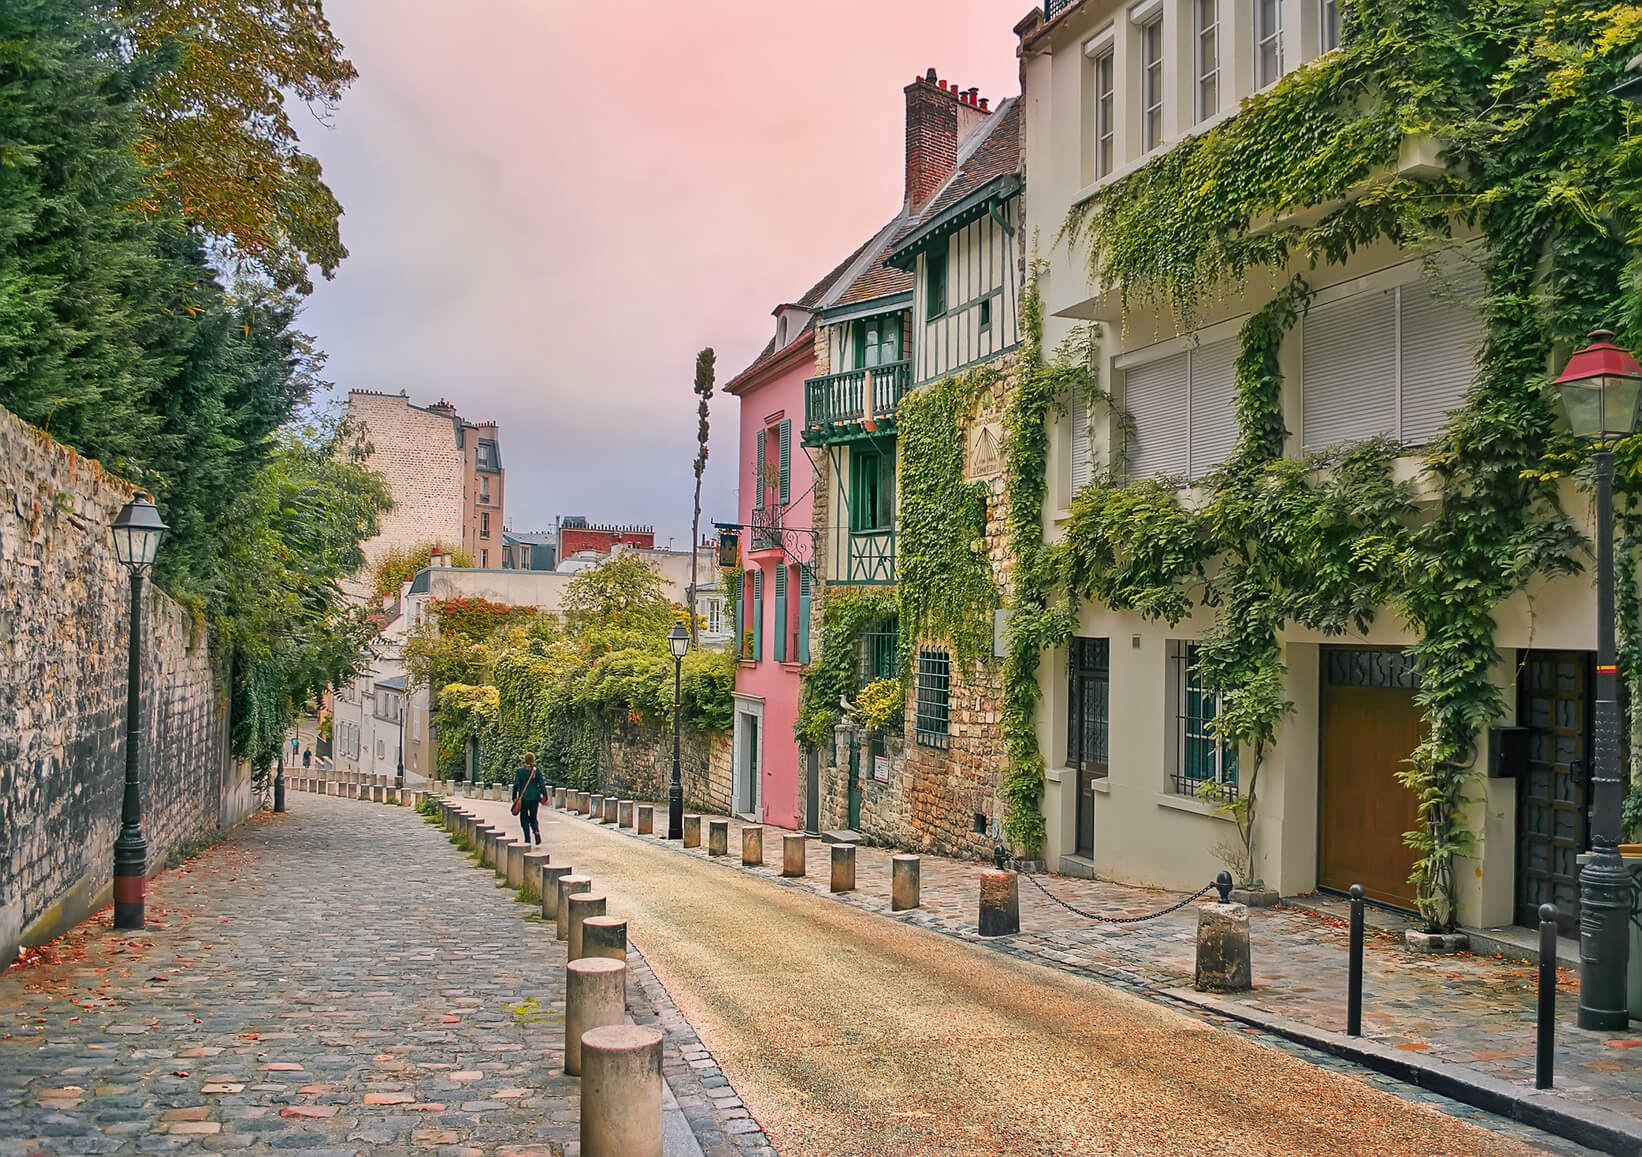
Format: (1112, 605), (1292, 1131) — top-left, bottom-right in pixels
(844, 530), (896, 584)
(1045, 0), (1077, 19)
(750, 503), (784, 552)
(804, 360), (912, 430)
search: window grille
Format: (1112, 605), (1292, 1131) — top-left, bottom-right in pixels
(1067, 637), (1110, 775)
(862, 616), (899, 681)
(1170, 642), (1238, 801)
(914, 647), (951, 748)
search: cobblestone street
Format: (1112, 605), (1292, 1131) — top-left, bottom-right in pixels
(0, 793), (755, 1156)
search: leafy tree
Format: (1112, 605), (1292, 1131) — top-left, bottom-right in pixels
(560, 551), (672, 642)
(371, 541), (473, 601)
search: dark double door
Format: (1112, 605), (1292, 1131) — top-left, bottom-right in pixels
(1516, 651), (1591, 937)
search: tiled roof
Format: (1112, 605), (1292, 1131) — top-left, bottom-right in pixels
(918, 98), (1021, 224)
(830, 216), (915, 307)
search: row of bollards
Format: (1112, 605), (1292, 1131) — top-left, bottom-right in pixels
(287, 773), (427, 808)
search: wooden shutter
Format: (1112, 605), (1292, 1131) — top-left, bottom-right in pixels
(752, 568), (763, 660)
(1400, 269), (1483, 446)
(1302, 289), (1396, 449)
(1068, 393), (1091, 495)
(778, 419), (792, 505)
(797, 564), (812, 664)
(773, 565), (788, 662)
(1188, 336), (1240, 477)
(1124, 351), (1190, 478)
(754, 427), (767, 511)
(878, 445), (896, 528)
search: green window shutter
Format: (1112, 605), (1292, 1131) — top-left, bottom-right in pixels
(797, 564), (812, 664)
(752, 568), (764, 660)
(754, 427), (767, 512)
(778, 419), (792, 505)
(733, 570), (744, 639)
(878, 440), (896, 528)
(773, 565), (788, 662)
(852, 319), (867, 370)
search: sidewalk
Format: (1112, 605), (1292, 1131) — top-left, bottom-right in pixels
(537, 795), (1642, 1144)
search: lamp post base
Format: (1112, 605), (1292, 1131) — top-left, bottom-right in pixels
(112, 839), (147, 931)
(1577, 845), (1633, 1031)
(667, 783), (684, 841)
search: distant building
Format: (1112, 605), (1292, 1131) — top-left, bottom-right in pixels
(502, 530), (557, 572)
(555, 515), (654, 560)
(348, 390), (505, 571)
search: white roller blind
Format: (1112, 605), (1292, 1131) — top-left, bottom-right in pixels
(1302, 289), (1396, 449)
(1400, 268), (1484, 446)
(1188, 337), (1240, 477)
(1125, 352), (1190, 478)
(1069, 393), (1091, 494)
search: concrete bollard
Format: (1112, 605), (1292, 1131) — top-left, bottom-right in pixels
(683, 815), (701, 848)
(782, 833), (806, 877)
(556, 875), (593, 941)
(830, 843), (856, 893)
(979, 870), (1020, 936)
(619, 800), (634, 828)
(506, 840), (526, 887)
(581, 915), (628, 962)
(581, 791), (594, 816)
(742, 825), (763, 867)
(1194, 901), (1252, 992)
(892, 854), (921, 911)
(494, 834), (515, 880)
(568, 893), (608, 961)
(637, 804), (654, 835)
(523, 849), (551, 899)
(590, 793), (604, 819)
(602, 797), (618, 824)
(553, 786), (565, 808)
(579, 1024), (663, 1157)
(708, 819), (728, 857)
(564, 958), (626, 1077)
(541, 865), (573, 921)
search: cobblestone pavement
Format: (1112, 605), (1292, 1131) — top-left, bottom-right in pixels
(462, 793), (1592, 1156)
(0, 792), (759, 1156)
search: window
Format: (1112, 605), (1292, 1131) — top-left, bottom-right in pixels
(849, 447), (895, 532)
(853, 316), (902, 369)
(914, 647), (951, 748)
(1094, 49), (1116, 177)
(774, 565), (789, 662)
(480, 475), (491, 502)
(1140, 16), (1164, 152)
(797, 564), (813, 663)
(979, 299), (992, 332)
(1319, 0), (1340, 51)
(1123, 335), (1239, 479)
(476, 438), (501, 473)
(1255, 0), (1284, 88)
(863, 615), (900, 681)
(1195, 0), (1219, 122)
(1170, 642), (1237, 801)
(480, 549), (488, 567)
(926, 246), (949, 318)
(708, 598), (723, 636)
(481, 512), (490, 538)
(1067, 637), (1110, 776)
(1069, 392), (1093, 494)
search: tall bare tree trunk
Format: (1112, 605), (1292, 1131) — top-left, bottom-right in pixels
(689, 348), (716, 647)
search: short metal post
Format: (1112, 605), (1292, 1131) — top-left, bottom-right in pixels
(1537, 902), (1558, 1089)
(1347, 884), (1364, 1037)
(273, 752), (285, 814)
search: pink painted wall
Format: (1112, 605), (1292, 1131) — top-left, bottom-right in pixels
(734, 340), (815, 831)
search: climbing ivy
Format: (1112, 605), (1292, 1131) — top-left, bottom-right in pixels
(795, 586), (899, 748)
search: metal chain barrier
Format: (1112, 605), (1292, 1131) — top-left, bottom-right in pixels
(1011, 860), (1219, 925)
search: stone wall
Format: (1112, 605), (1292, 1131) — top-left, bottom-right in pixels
(348, 390), (466, 567)
(0, 405), (251, 965)
(601, 718), (732, 817)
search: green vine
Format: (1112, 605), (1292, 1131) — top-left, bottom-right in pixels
(795, 586), (899, 748)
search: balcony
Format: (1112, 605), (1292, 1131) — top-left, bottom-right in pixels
(749, 504), (785, 558)
(841, 530), (896, 585)
(1044, 0), (1077, 18)
(804, 360), (912, 441)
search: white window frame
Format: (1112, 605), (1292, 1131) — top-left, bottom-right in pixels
(1115, 316), (1246, 480)
(1194, 0), (1219, 123)
(1085, 29), (1118, 179)
(1138, 13), (1165, 152)
(1167, 641), (1238, 800)
(1319, 0), (1340, 52)
(1255, 0), (1285, 89)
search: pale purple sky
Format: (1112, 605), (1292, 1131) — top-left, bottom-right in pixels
(299, 0), (1028, 546)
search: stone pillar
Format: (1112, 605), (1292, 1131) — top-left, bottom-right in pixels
(637, 805), (654, 835)
(580, 1024), (663, 1157)
(506, 840), (526, 888)
(590, 793), (605, 819)
(582, 916), (628, 962)
(582, 791), (594, 816)
(556, 875), (593, 941)
(742, 826), (763, 867)
(523, 849), (551, 899)
(1194, 902), (1252, 992)
(708, 819), (728, 857)
(619, 800), (634, 828)
(830, 844), (856, 893)
(683, 815), (701, 848)
(568, 893), (608, 961)
(782, 834), (806, 878)
(494, 833), (514, 881)
(542, 865), (573, 921)
(554, 786), (566, 808)
(565, 957), (626, 1077)
(602, 797), (618, 825)
(892, 854), (921, 911)
(979, 870), (1020, 937)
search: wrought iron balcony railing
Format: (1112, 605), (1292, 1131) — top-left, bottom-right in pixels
(750, 504), (783, 553)
(804, 360), (912, 431)
(1044, 0), (1077, 18)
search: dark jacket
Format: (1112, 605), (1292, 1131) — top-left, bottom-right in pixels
(512, 764), (543, 804)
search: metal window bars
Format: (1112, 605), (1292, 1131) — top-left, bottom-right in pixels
(915, 647), (951, 749)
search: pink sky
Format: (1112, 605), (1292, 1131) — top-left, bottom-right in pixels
(300, 0), (1030, 544)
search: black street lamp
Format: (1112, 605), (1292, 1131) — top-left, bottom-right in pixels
(109, 491), (167, 931)
(396, 694), (406, 790)
(1552, 329), (1642, 1031)
(667, 620), (690, 840)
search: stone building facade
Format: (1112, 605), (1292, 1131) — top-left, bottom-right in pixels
(0, 404), (254, 965)
(601, 717), (733, 819)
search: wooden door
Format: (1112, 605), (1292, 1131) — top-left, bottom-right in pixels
(1516, 651), (1590, 936)
(1318, 648), (1425, 909)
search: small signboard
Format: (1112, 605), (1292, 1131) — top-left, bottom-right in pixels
(873, 754), (890, 783)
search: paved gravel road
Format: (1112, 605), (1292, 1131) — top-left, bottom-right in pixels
(472, 801), (1565, 1157)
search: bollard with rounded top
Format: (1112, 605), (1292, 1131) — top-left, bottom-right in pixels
(582, 915), (628, 962)
(580, 1024), (663, 1157)
(505, 840), (526, 887)
(479, 826), (498, 868)
(742, 825), (763, 867)
(708, 819), (728, 857)
(554, 786), (566, 808)
(637, 804), (654, 835)
(523, 849), (551, 899)
(542, 865), (573, 921)
(602, 797), (618, 824)
(582, 791), (595, 817)
(556, 875), (593, 941)
(494, 833), (514, 880)
(590, 793), (605, 819)
(683, 815), (701, 848)
(830, 843), (856, 892)
(979, 870), (1020, 936)
(892, 854), (921, 910)
(568, 892), (608, 961)
(782, 833), (806, 877)
(1194, 899), (1252, 992)
(564, 957), (626, 1077)
(619, 800), (634, 828)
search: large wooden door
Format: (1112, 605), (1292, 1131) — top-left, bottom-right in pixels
(1516, 651), (1590, 937)
(1319, 648), (1425, 909)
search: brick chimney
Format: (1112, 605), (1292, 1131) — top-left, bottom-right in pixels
(905, 68), (962, 212)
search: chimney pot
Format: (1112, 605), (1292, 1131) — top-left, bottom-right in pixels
(938, 79), (947, 90)
(925, 67), (937, 82)
(980, 97), (990, 111)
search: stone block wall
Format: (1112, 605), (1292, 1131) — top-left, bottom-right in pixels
(0, 405), (249, 965)
(348, 391), (466, 567)
(601, 717), (732, 816)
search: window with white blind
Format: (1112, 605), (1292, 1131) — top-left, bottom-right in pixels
(1122, 336), (1239, 480)
(1069, 393), (1093, 495)
(1301, 266), (1483, 450)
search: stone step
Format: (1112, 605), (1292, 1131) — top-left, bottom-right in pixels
(819, 829), (859, 845)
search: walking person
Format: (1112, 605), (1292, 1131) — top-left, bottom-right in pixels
(302, 747), (312, 769)
(512, 752), (544, 846)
